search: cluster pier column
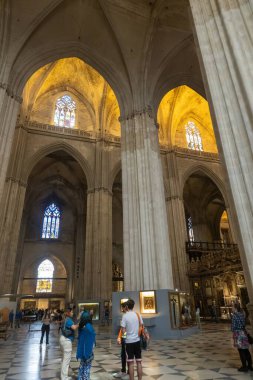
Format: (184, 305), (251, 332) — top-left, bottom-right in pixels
(120, 107), (174, 291)
(73, 211), (86, 301)
(0, 89), (22, 206)
(190, 1), (253, 305)
(0, 126), (27, 293)
(164, 151), (189, 292)
(83, 138), (112, 300)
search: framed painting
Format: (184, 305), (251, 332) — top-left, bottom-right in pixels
(140, 291), (156, 314)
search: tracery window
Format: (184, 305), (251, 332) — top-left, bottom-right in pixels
(54, 95), (76, 128)
(185, 121), (203, 151)
(187, 216), (195, 242)
(42, 203), (60, 239)
(36, 259), (54, 293)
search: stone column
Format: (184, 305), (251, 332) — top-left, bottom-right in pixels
(0, 88), (22, 206)
(0, 126), (28, 293)
(73, 211), (86, 301)
(84, 189), (112, 299)
(120, 108), (174, 291)
(83, 139), (112, 300)
(164, 151), (189, 292)
(190, 1), (253, 302)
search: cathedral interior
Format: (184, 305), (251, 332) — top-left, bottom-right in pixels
(0, 0), (252, 331)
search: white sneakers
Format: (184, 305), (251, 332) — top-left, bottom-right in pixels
(113, 372), (129, 378)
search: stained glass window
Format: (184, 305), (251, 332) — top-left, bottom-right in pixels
(36, 259), (54, 293)
(42, 203), (60, 239)
(54, 95), (76, 128)
(187, 216), (194, 242)
(185, 121), (203, 151)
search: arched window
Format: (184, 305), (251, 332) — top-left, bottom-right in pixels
(54, 95), (76, 128)
(187, 216), (195, 242)
(36, 259), (54, 293)
(185, 121), (203, 151)
(42, 203), (60, 239)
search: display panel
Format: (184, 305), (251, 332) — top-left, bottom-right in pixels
(140, 291), (156, 314)
(169, 293), (180, 328)
(78, 302), (100, 320)
(179, 293), (192, 326)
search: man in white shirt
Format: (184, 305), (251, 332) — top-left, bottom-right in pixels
(121, 299), (143, 380)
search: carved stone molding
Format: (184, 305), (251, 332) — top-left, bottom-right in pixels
(87, 187), (112, 196)
(165, 195), (181, 202)
(19, 121), (121, 144)
(6, 176), (27, 188)
(0, 82), (23, 103)
(119, 105), (154, 122)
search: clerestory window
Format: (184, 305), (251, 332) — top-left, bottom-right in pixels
(54, 95), (76, 128)
(42, 203), (60, 239)
(185, 121), (203, 151)
(187, 216), (195, 242)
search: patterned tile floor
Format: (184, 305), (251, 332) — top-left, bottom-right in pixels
(0, 322), (253, 379)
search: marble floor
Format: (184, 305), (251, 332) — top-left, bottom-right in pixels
(0, 322), (253, 379)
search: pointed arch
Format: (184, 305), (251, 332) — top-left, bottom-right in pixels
(9, 46), (130, 118)
(181, 164), (229, 208)
(36, 259), (54, 293)
(23, 142), (93, 190)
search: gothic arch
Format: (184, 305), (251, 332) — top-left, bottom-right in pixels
(23, 142), (93, 190)
(152, 38), (206, 115)
(20, 253), (68, 283)
(9, 45), (130, 118)
(29, 85), (96, 127)
(181, 164), (229, 208)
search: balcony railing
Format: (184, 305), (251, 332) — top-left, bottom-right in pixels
(186, 241), (241, 275)
(18, 122), (220, 161)
(18, 121), (121, 143)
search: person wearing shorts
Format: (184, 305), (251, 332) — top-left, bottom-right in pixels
(121, 299), (142, 380)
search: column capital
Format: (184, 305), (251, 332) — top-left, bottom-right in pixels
(0, 82), (23, 104)
(87, 186), (112, 196)
(6, 176), (27, 188)
(165, 195), (182, 202)
(119, 105), (156, 123)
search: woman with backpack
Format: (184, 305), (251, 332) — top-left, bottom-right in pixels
(76, 310), (96, 380)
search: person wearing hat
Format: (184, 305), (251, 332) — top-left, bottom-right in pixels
(76, 310), (96, 380)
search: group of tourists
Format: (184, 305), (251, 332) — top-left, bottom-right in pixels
(40, 298), (145, 380)
(10, 299), (253, 378)
(39, 307), (96, 380)
(54, 299), (145, 380)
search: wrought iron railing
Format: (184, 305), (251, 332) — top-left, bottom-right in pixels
(186, 241), (241, 275)
(186, 241), (238, 254)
